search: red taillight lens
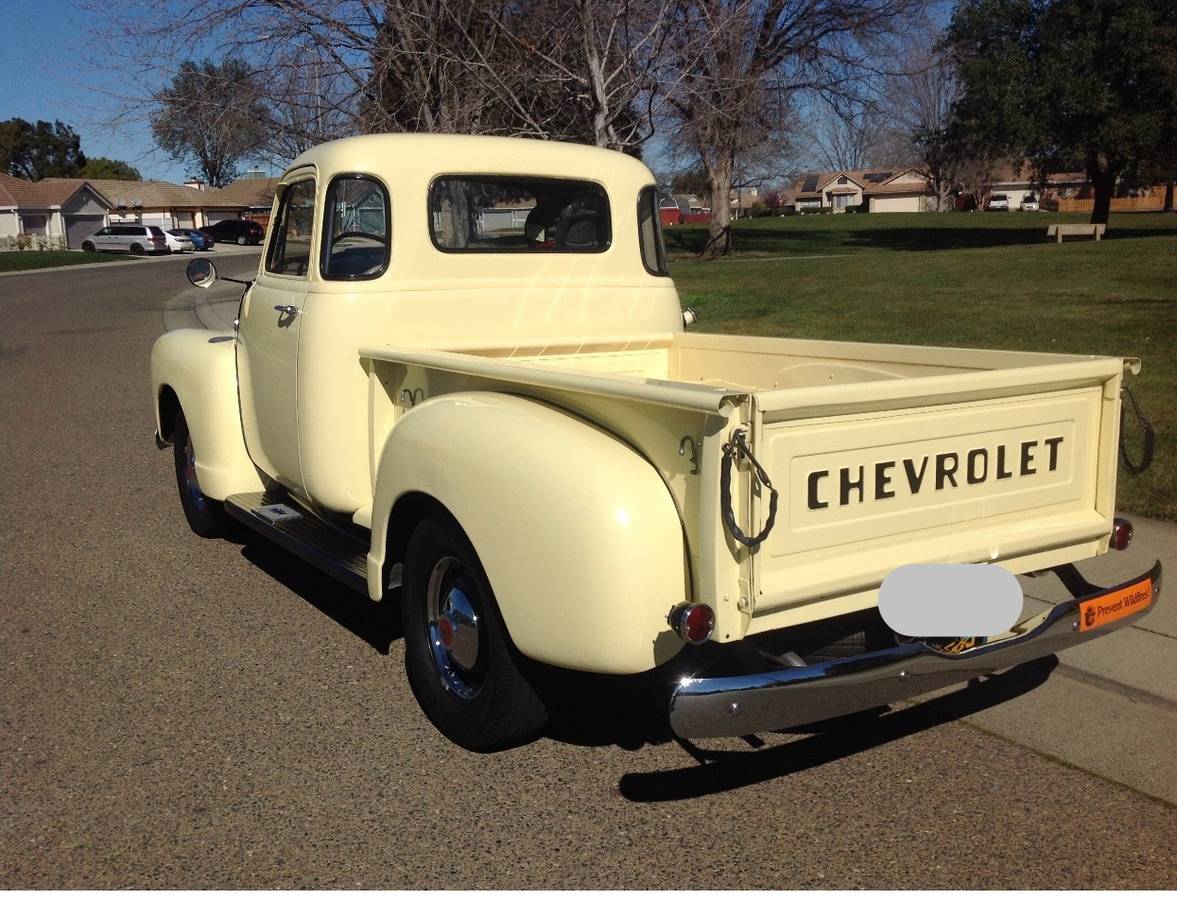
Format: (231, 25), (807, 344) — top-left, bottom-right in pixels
(669, 602), (715, 644)
(1110, 517), (1134, 551)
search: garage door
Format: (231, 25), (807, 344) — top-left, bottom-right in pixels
(65, 215), (106, 249)
(870, 195), (922, 213)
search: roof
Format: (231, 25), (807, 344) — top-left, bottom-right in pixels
(286, 134), (655, 195)
(201, 176), (280, 209)
(74, 178), (210, 209)
(990, 161), (1088, 187)
(0, 173), (111, 208)
(789, 166), (933, 199)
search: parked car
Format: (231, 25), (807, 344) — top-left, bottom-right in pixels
(986, 193), (1010, 211)
(152, 133), (1160, 752)
(80, 224), (168, 254)
(1021, 193), (1040, 212)
(204, 218), (265, 246)
(181, 228), (214, 250)
(163, 230), (196, 253)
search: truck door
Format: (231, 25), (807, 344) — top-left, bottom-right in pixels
(236, 174), (316, 493)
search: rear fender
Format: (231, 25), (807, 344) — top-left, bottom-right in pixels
(151, 329), (264, 499)
(368, 392), (689, 674)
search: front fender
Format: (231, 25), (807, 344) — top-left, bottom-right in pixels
(368, 393), (689, 674)
(151, 329), (264, 500)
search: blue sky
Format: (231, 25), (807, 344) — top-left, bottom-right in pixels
(1, 0), (202, 181)
(3, 0), (958, 185)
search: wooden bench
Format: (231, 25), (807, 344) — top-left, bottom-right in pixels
(1046, 223), (1106, 243)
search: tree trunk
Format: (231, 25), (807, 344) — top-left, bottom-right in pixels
(1089, 169), (1116, 225)
(701, 154), (734, 258)
(1164, 178), (1174, 213)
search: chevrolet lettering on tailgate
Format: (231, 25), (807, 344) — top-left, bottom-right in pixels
(807, 435), (1066, 509)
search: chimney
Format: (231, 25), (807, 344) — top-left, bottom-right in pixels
(184, 178), (207, 191)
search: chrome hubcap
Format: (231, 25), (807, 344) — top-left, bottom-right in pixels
(425, 556), (485, 700)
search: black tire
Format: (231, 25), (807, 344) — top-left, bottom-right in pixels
(130, 242), (144, 254)
(172, 410), (231, 538)
(237, 235), (247, 245)
(401, 516), (547, 751)
(81, 240), (95, 252)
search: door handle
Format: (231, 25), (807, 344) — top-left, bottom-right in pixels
(273, 304), (299, 316)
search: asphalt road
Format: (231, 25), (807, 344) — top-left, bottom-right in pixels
(1, 255), (1175, 888)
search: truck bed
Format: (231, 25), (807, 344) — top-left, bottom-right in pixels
(360, 332), (1129, 637)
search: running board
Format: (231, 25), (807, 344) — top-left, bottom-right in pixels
(225, 492), (369, 595)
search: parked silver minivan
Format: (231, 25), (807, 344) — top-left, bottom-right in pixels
(81, 224), (169, 255)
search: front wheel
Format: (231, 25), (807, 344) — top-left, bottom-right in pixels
(81, 241), (95, 252)
(401, 516), (547, 751)
(237, 235), (247, 245)
(172, 410), (230, 538)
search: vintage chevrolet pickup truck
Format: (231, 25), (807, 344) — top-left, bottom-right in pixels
(152, 134), (1161, 750)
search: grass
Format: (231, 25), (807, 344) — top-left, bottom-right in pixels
(0, 250), (127, 273)
(668, 211), (1177, 521)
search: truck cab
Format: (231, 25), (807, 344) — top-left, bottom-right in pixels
(152, 134), (1160, 751)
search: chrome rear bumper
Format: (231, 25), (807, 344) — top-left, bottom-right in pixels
(669, 562), (1161, 739)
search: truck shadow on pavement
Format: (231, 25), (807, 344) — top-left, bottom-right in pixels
(616, 656), (1057, 802)
(230, 535), (1058, 797)
(239, 540), (402, 653)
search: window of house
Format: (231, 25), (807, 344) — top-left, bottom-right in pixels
(637, 187), (669, 276)
(321, 175), (390, 280)
(429, 176), (610, 253)
(266, 179), (316, 276)
(837, 176), (849, 185)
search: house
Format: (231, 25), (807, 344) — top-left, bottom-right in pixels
(201, 176), (279, 230)
(658, 194), (682, 227)
(789, 167), (937, 213)
(0, 173), (112, 249)
(52, 178), (216, 231)
(988, 163), (1088, 208)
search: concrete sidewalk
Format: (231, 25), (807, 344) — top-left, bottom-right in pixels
(161, 277), (1176, 803)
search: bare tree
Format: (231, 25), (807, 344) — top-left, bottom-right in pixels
(809, 93), (883, 171)
(661, 0), (928, 257)
(882, 30), (960, 208)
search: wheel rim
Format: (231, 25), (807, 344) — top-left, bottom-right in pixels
(182, 433), (206, 511)
(425, 556), (486, 700)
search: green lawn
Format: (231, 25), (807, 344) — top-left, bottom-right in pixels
(669, 211), (1177, 521)
(0, 250), (126, 273)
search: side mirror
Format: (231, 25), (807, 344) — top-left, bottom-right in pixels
(187, 258), (217, 289)
(682, 306), (699, 327)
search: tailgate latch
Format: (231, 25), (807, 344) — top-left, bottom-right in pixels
(720, 429), (780, 550)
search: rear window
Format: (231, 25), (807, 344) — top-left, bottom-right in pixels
(991, 194), (1007, 201)
(429, 176), (610, 253)
(148, 226), (165, 237)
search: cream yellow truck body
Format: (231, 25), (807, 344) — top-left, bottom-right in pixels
(151, 134), (1160, 749)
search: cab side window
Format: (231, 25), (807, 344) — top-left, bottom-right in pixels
(266, 179), (316, 277)
(321, 175), (390, 280)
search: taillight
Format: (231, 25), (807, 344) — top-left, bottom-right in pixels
(1110, 517), (1134, 551)
(669, 602), (715, 644)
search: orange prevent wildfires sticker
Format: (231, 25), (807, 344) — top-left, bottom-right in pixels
(1078, 580), (1153, 632)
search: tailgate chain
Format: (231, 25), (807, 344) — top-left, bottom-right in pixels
(720, 429), (779, 550)
(1120, 384), (1155, 475)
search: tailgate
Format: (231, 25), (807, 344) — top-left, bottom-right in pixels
(748, 357), (1125, 619)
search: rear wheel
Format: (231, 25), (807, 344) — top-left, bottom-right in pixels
(130, 242), (144, 254)
(237, 235), (247, 245)
(401, 516), (547, 751)
(172, 410), (230, 538)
